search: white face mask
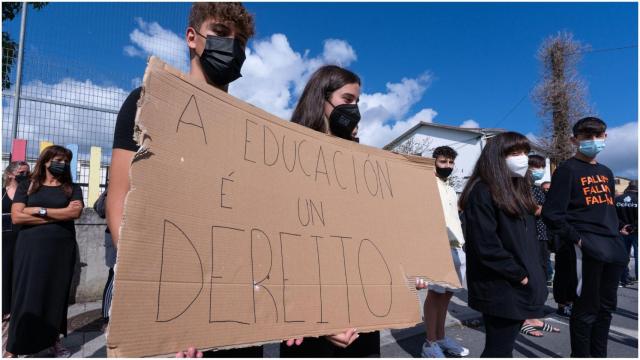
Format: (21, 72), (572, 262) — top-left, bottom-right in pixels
(505, 155), (529, 178)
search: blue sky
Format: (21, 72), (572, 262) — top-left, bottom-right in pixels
(2, 1), (637, 176)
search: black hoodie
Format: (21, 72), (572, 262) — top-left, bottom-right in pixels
(461, 181), (547, 320)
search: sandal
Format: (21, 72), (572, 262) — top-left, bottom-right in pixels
(520, 324), (544, 337)
(535, 321), (560, 333)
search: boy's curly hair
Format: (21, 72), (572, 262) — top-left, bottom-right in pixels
(189, 2), (255, 42)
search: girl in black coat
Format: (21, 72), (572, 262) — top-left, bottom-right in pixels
(458, 132), (548, 357)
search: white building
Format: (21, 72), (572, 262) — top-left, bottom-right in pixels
(383, 122), (551, 192)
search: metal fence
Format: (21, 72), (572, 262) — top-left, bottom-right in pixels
(2, 2), (189, 205)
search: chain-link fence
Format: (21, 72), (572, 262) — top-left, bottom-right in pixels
(2, 2), (190, 205)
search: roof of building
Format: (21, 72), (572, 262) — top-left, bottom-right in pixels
(383, 121), (505, 150)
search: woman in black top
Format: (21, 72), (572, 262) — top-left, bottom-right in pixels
(6, 145), (83, 357)
(2, 161), (30, 335)
(458, 132), (547, 357)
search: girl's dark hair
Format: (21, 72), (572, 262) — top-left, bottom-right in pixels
(28, 145), (74, 197)
(291, 65), (360, 134)
(528, 154), (546, 168)
(459, 132), (538, 217)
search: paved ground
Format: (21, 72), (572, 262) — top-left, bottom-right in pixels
(36, 256), (636, 358)
(381, 283), (638, 358)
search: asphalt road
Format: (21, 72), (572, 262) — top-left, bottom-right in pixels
(381, 283), (638, 358)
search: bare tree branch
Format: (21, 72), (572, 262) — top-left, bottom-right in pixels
(531, 31), (594, 166)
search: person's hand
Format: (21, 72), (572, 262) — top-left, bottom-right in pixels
(325, 328), (359, 348)
(68, 200), (83, 209)
(284, 338), (304, 347)
(520, 277), (529, 286)
(176, 347), (203, 358)
(415, 277), (428, 290)
(620, 225), (631, 236)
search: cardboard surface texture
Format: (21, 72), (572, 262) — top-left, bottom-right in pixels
(107, 57), (460, 357)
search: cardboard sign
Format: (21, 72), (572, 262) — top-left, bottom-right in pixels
(107, 57), (460, 357)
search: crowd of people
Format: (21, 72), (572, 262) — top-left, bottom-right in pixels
(1, 2), (637, 358)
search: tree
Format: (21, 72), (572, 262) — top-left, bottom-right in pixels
(2, 2), (48, 90)
(392, 135), (433, 156)
(532, 31), (592, 167)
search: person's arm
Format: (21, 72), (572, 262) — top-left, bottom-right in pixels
(464, 184), (528, 284)
(11, 203), (51, 225)
(542, 165), (581, 245)
(10, 182), (51, 225)
(23, 200), (82, 221)
(106, 149), (135, 248)
(106, 87), (142, 248)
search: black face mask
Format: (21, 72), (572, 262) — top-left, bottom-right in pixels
(14, 173), (28, 183)
(436, 166), (453, 179)
(48, 161), (68, 177)
(195, 30), (246, 86)
(327, 102), (361, 141)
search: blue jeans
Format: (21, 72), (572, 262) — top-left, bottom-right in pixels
(620, 233), (638, 282)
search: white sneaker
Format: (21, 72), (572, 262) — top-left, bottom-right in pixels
(437, 336), (469, 357)
(421, 341), (445, 358)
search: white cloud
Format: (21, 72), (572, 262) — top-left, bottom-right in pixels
(356, 74), (434, 147)
(322, 39), (357, 66)
(229, 35), (357, 119)
(360, 107), (439, 148)
(121, 24), (435, 148)
(124, 18), (189, 74)
(460, 119), (479, 128)
(599, 121), (638, 179)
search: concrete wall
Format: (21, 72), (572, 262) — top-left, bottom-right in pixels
(71, 208), (109, 303)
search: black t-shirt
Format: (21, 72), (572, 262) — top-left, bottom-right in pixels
(13, 181), (84, 233)
(113, 87), (142, 152)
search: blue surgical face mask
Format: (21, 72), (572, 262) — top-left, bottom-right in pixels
(531, 169), (545, 181)
(579, 139), (606, 158)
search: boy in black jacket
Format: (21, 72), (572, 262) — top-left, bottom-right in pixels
(542, 117), (627, 357)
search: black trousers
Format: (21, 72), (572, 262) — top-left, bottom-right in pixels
(553, 243), (578, 305)
(280, 331), (380, 357)
(481, 314), (523, 358)
(570, 252), (624, 357)
(101, 268), (114, 321)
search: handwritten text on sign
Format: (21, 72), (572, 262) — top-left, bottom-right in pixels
(107, 57), (457, 357)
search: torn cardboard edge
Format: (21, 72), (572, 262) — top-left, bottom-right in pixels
(107, 56), (460, 357)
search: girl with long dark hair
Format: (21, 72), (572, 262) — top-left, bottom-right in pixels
(458, 132), (547, 357)
(282, 65), (375, 357)
(6, 145), (83, 357)
(290, 65), (362, 142)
